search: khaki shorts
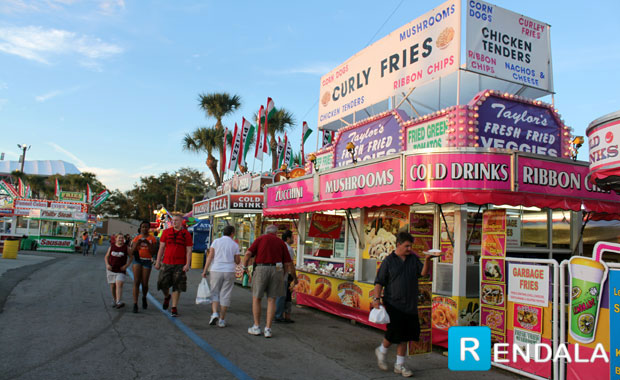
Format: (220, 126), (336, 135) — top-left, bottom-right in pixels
(252, 265), (286, 298)
(106, 270), (126, 284)
(157, 264), (187, 292)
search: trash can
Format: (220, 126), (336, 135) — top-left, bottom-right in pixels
(2, 239), (20, 259)
(191, 252), (204, 269)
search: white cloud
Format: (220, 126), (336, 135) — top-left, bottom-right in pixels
(98, 0), (125, 15)
(35, 85), (81, 102)
(47, 141), (86, 167)
(0, 26), (123, 65)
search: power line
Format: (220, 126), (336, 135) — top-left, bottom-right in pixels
(301, 0), (406, 129)
(366, 0), (405, 47)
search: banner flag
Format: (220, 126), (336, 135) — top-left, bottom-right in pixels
(92, 189), (110, 208)
(228, 123), (241, 171)
(241, 117), (255, 166)
(255, 106), (265, 161)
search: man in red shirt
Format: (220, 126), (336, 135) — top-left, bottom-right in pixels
(155, 214), (192, 317)
(242, 225), (297, 338)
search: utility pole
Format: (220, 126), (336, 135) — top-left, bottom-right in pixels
(174, 173), (180, 211)
(17, 144), (31, 173)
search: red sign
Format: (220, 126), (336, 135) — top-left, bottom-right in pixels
(229, 194), (263, 210)
(209, 195), (228, 213)
(308, 213), (344, 239)
(193, 200), (209, 216)
(39, 238), (73, 247)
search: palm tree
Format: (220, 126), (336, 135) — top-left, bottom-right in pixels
(265, 108), (296, 171)
(198, 93), (241, 180)
(182, 127), (223, 186)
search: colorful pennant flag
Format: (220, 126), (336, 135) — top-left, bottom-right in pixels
(265, 97), (274, 155)
(18, 178), (25, 197)
(302, 121), (313, 165)
(92, 189), (110, 208)
(276, 136), (285, 168)
(55, 178), (60, 198)
(255, 105), (266, 161)
(228, 123), (242, 171)
(86, 184), (92, 203)
(302, 121), (313, 144)
(240, 117), (255, 166)
(322, 129), (335, 147)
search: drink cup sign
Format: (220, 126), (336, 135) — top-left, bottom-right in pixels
(568, 256), (608, 343)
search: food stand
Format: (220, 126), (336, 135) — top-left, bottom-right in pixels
(0, 198), (89, 251)
(27, 208), (88, 252)
(264, 91), (620, 368)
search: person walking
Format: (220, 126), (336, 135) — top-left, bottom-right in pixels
(129, 221), (158, 313)
(92, 232), (100, 256)
(82, 231), (90, 256)
(242, 224), (297, 338)
(275, 230), (297, 323)
(104, 233), (131, 309)
(372, 232), (434, 377)
(155, 214), (192, 317)
(201, 225), (240, 328)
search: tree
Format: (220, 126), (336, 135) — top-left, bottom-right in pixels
(198, 92), (241, 181)
(265, 108), (296, 171)
(183, 127), (223, 186)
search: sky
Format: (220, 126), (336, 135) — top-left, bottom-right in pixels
(1, 0), (619, 191)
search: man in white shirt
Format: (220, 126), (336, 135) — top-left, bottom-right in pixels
(202, 225), (240, 328)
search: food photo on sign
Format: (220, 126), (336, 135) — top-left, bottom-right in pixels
(308, 213), (344, 239)
(363, 206), (409, 261)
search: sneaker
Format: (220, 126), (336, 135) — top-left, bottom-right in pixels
(375, 347), (388, 371)
(115, 301), (125, 309)
(171, 307), (178, 317)
(248, 326), (261, 336)
(394, 363), (413, 377)
(218, 319), (226, 328)
(163, 295), (171, 310)
(133, 304), (138, 313)
(209, 314), (219, 326)
(111, 300), (117, 308)
(264, 327), (272, 338)
(142, 296), (148, 310)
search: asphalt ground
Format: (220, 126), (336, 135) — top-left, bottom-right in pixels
(0, 249), (522, 380)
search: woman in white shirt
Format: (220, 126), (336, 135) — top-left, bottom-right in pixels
(202, 225), (240, 327)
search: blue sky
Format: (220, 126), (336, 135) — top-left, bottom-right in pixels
(1, 0), (619, 191)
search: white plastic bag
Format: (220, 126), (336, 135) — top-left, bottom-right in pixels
(368, 305), (390, 324)
(196, 278), (212, 305)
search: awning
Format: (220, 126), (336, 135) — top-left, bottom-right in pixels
(263, 189), (620, 217)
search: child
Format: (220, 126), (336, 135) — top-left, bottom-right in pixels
(104, 233), (131, 308)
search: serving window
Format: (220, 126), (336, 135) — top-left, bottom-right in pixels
(40, 220), (74, 237)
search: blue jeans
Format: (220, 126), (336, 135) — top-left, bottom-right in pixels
(275, 295), (286, 319)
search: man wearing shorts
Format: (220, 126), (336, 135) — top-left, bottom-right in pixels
(372, 232), (433, 377)
(155, 214), (192, 317)
(242, 225), (297, 338)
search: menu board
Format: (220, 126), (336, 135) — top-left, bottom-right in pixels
(409, 212), (433, 356)
(480, 209), (507, 340)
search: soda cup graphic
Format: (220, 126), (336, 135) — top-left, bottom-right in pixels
(568, 257), (608, 343)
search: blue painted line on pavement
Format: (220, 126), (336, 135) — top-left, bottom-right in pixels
(127, 268), (253, 380)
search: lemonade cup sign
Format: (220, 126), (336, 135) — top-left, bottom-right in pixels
(568, 256), (608, 343)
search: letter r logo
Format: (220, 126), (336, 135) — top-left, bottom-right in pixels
(449, 327), (491, 371)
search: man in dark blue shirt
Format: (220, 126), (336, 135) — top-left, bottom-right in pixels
(372, 232), (434, 377)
